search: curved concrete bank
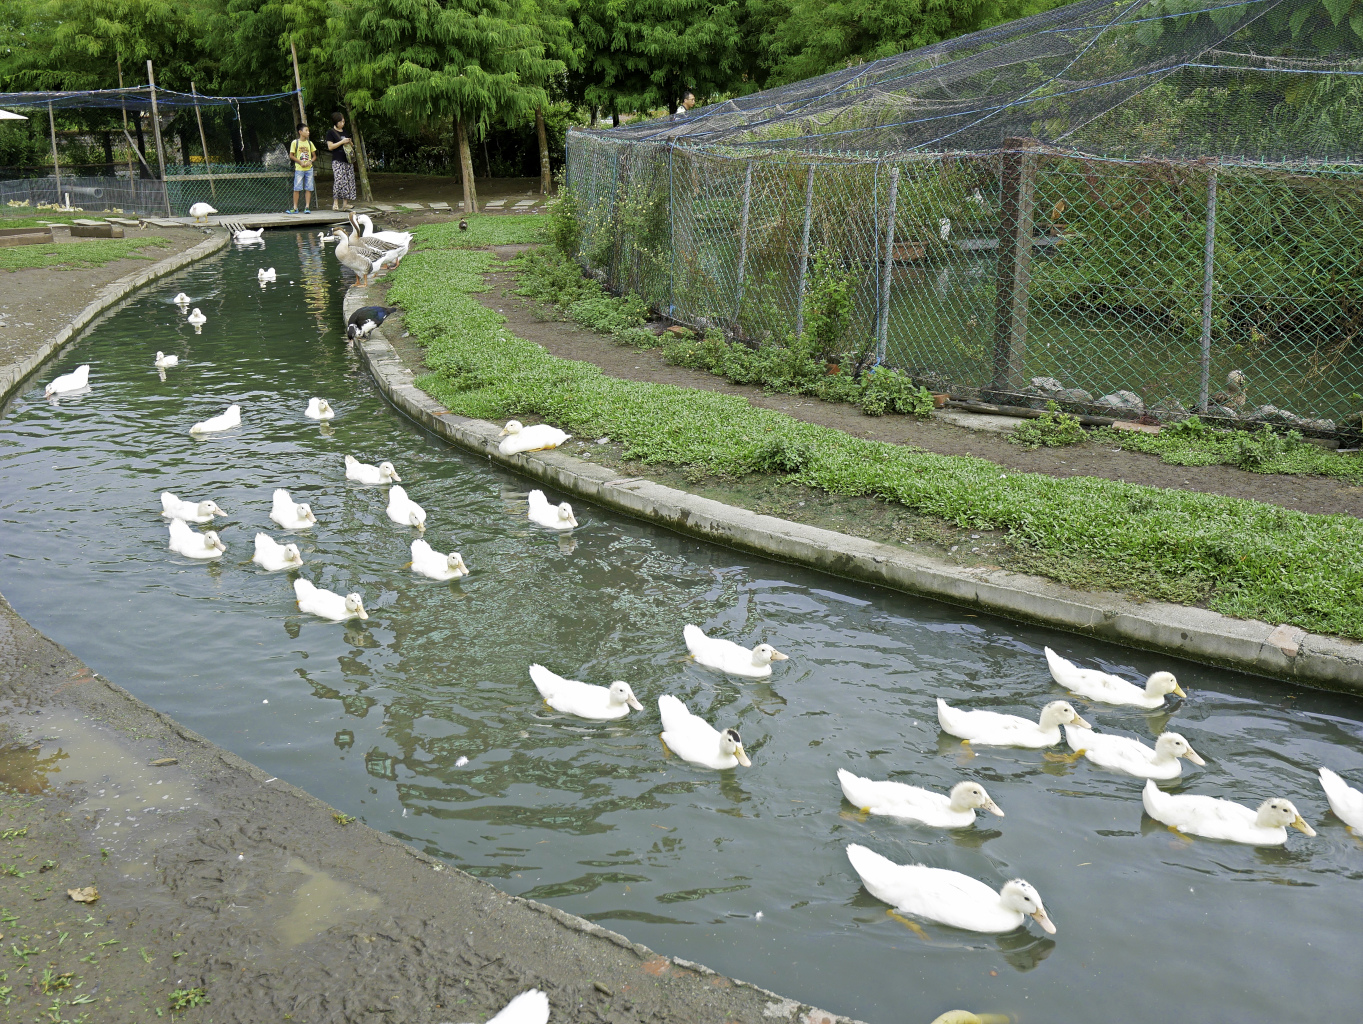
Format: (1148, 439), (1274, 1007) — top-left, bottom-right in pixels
(346, 289), (1363, 695)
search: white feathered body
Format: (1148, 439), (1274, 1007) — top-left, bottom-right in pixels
(154, 351), (179, 369)
(305, 397), (335, 420)
(160, 492), (224, 523)
(1045, 647), (1166, 708)
(410, 538), (467, 580)
(167, 518), (224, 559)
(1318, 768), (1363, 830)
(253, 533), (303, 572)
(837, 770), (982, 828)
(500, 423), (570, 455)
(270, 488), (317, 529)
(45, 364), (89, 396)
(189, 404), (240, 434)
(258, 267), (276, 282)
(188, 202), (216, 220)
(937, 699), (1060, 748)
(658, 694), (747, 769)
(684, 624), (780, 678)
(475, 989), (549, 1024)
(1142, 780), (1293, 845)
(187, 308), (207, 325)
(386, 485), (426, 529)
(345, 455), (400, 485)
(845, 845), (1026, 934)
(1066, 725), (1185, 780)
(527, 489), (577, 530)
(529, 664), (640, 720)
(234, 228), (264, 241)
(293, 578), (367, 621)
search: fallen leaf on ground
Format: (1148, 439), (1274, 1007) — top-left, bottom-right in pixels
(150, 757), (178, 766)
(67, 886), (99, 903)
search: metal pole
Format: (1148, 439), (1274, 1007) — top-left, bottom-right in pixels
(290, 41), (307, 126)
(877, 166), (900, 364)
(145, 60), (172, 216)
(667, 145), (676, 319)
(47, 102), (62, 209)
(795, 163), (816, 337)
(734, 160), (753, 320)
(1198, 168), (1217, 414)
(190, 82), (217, 199)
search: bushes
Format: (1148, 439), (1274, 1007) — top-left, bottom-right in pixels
(1010, 402), (1088, 448)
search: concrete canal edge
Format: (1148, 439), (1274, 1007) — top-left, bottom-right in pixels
(345, 289), (1363, 695)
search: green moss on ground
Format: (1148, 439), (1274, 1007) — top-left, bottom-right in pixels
(0, 236), (170, 272)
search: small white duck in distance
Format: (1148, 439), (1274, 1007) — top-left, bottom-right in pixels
(683, 624), (787, 678)
(658, 694), (751, 769)
(293, 578), (368, 622)
(1065, 725), (1205, 779)
(304, 397), (335, 420)
(258, 267), (276, 283)
(836, 769), (1003, 828)
(252, 533), (303, 572)
(1318, 767), (1363, 829)
(270, 488), (317, 530)
(167, 519), (226, 559)
(527, 489), (577, 530)
(154, 351), (179, 369)
(1142, 779), (1315, 845)
(410, 538), (468, 580)
(45, 364), (90, 397)
(499, 419), (570, 455)
(189, 403), (241, 434)
(172, 292), (192, 307)
(187, 308), (207, 326)
(1045, 647), (1185, 708)
(188, 201), (216, 224)
(345, 455), (400, 485)
(386, 485), (426, 530)
(936, 698), (1089, 748)
(233, 227), (264, 242)
(529, 664), (643, 720)
(160, 492), (226, 523)
(846, 844), (1055, 935)
(458, 989), (549, 1024)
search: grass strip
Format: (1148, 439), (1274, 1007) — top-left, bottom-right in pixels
(386, 225), (1363, 641)
(0, 236), (170, 272)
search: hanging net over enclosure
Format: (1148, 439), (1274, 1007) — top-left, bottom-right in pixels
(567, 0), (1363, 434)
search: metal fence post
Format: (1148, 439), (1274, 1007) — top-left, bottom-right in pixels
(145, 60), (173, 216)
(734, 160), (753, 321)
(1198, 167), (1218, 414)
(47, 103), (62, 208)
(795, 163), (815, 337)
(667, 145), (676, 319)
(877, 166), (900, 364)
(992, 138), (1038, 394)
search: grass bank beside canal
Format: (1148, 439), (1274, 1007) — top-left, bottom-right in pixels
(387, 219), (1363, 642)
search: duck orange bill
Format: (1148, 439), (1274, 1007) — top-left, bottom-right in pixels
(1031, 907), (1057, 934)
(1184, 747), (1206, 766)
(1291, 815), (1316, 836)
(769, 650), (789, 661)
(735, 746), (752, 767)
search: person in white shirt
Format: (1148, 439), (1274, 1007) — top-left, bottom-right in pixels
(673, 91), (696, 119)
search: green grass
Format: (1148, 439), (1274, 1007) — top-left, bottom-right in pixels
(0, 236), (170, 271)
(418, 213), (545, 249)
(387, 227), (1363, 641)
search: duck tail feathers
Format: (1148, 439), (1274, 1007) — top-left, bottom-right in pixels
(1319, 767), (1350, 803)
(682, 624), (706, 652)
(292, 578), (316, 598)
(528, 664), (559, 697)
(657, 694), (689, 731)
(487, 988), (549, 1024)
(837, 768), (871, 807)
(1044, 646), (1072, 682)
(845, 842), (893, 880)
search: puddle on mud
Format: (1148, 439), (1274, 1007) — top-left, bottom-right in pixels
(268, 857), (382, 947)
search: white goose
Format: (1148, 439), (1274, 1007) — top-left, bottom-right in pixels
(527, 489), (577, 530)
(167, 519), (225, 559)
(529, 664), (643, 720)
(252, 533), (303, 572)
(270, 489), (317, 530)
(172, 292), (192, 307)
(160, 492), (226, 523)
(154, 351), (179, 369)
(293, 578), (367, 622)
(683, 624), (787, 679)
(658, 694), (750, 769)
(354, 214), (413, 251)
(1045, 647), (1185, 708)
(345, 455), (400, 485)
(189, 404), (240, 434)
(1142, 779), (1316, 845)
(45, 364), (90, 397)
(410, 538), (468, 580)
(304, 397), (335, 420)
(499, 420), (570, 456)
(326, 226), (374, 286)
(258, 267), (276, 283)
(188, 202), (216, 224)
(352, 214), (411, 267)
(460, 989), (549, 1024)
(187, 308), (207, 326)
(1065, 725), (1205, 780)
(837, 770), (1004, 828)
(233, 227), (264, 242)
(386, 485), (426, 530)
(1319, 767), (1363, 829)
(845, 845), (1055, 935)
(936, 698), (1089, 748)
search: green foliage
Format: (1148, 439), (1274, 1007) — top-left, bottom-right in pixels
(0, 236), (169, 271)
(1010, 402), (1088, 448)
(859, 367), (934, 417)
(803, 248), (855, 361)
(168, 987), (208, 1012)
(416, 214), (545, 249)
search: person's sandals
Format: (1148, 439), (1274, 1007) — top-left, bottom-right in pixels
(303, 208), (311, 214)
(286, 208), (299, 214)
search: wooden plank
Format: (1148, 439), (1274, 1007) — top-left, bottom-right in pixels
(71, 223), (124, 238)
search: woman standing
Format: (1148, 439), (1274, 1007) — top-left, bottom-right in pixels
(325, 112), (356, 212)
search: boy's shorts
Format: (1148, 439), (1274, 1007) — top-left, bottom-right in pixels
(293, 167), (315, 191)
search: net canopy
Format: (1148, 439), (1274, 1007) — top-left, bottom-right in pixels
(593, 0), (1363, 167)
(0, 87), (301, 114)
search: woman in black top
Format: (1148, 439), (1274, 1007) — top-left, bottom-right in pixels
(325, 112), (356, 211)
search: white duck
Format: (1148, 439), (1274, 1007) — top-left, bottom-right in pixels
(386, 485), (426, 530)
(658, 694), (750, 769)
(410, 538), (468, 580)
(293, 578), (367, 622)
(172, 292), (192, 307)
(258, 267), (276, 283)
(189, 403), (241, 434)
(683, 624), (787, 679)
(1318, 767), (1363, 829)
(1065, 725), (1205, 779)
(45, 364), (90, 397)
(837, 770), (1004, 828)
(270, 488), (317, 529)
(527, 489), (577, 530)
(1045, 647), (1185, 708)
(459, 989), (549, 1024)
(233, 227), (264, 242)
(188, 201), (216, 224)
(936, 698), (1089, 748)
(154, 351), (179, 369)
(354, 214), (413, 252)
(160, 492), (226, 523)
(167, 519), (226, 559)
(845, 845), (1055, 935)
(187, 308), (207, 326)
(345, 455), (400, 485)
(499, 420), (570, 455)
(252, 533), (303, 572)
(1142, 779), (1316, 845)
(529, 664), (643, 720)
(304, 397), (335, 420)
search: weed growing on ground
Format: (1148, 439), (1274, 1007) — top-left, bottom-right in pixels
(1011, 402), (1088, 448)
(168, 987), (208, 1013)
(0, 237), (170, 272)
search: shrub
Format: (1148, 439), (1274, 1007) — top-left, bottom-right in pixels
(1010, 402), (1088, 448)
(804, 249), (855, 361)
(1233, 423), (1299, 469)
(860, 367), (935, 417)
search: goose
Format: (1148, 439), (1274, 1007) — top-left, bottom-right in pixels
(167, 519), (226, 559)
(188, 201), (216, 224)
(1142, 779), (1315, 845)
(527, 489), (577, 531)
(499, 420), (570, 455)
(348, 213), (407, 270)
(1045, 647), (1185, 708)
(344, 455), (401, 485)
(354, 214), (414, 251)
(326, 227), (374, 286)
(172, 292), (192, 307)
(270, 489), (317, 529)
(252, 533), (303, 572)
(386, 485), (426, 530)
(187, 308), (207, 326)
(936, 698), (1089, 748)
(1318, 767), (1363, 829)
(189, 404), (240, 434)
(836, 770), (1004, 828)
(154, 351), (179, 369)
(658, 694), (750, 769)
(257, 267), (276, 284)
(1065, 725), (1204, 779)
(683, 624), (787, 679)
(845, 844), (1055, 935)
(160, 492), (226, 523)
(529, 664), (643, 720)
(457, 989), (549, 1024)
(346, 304), (399, 340)
(304, 397), (335, 420)
(233, 226), (264, 242)
(293, 578), (367, 622)
(44, 364), (89, 397)
(410, 538), (468, 580)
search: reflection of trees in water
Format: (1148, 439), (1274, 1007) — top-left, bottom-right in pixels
(295, 230), (331, 336)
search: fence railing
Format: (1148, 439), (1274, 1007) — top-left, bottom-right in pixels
(0, 166), (310, 219)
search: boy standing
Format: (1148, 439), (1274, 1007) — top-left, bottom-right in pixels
(289, 124), (317, 214)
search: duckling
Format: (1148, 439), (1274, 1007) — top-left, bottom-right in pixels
(154, 351), (179, 369)
(304, 397), (335, 420)
(167, 519), (225, 559)
(270, 489), (317, 530)
(252, 533), (303, 572)
(344, 455), (401, 485)
(187, 308), (207, 326)
(386, 485), (426, 530)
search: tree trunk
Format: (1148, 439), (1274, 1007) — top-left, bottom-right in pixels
(590, 105), (598, 128)
(347, 107), (373, 202)
(456, 117), (477, 214)
(612, 107), (620, 128)
(536, 106), (551, 194)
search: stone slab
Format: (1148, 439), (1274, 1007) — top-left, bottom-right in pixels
(484, 200), (507, 208)
(398, 202), (424, 209)
(373, 203), (397, 212)
(427, 201), (450, 210)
